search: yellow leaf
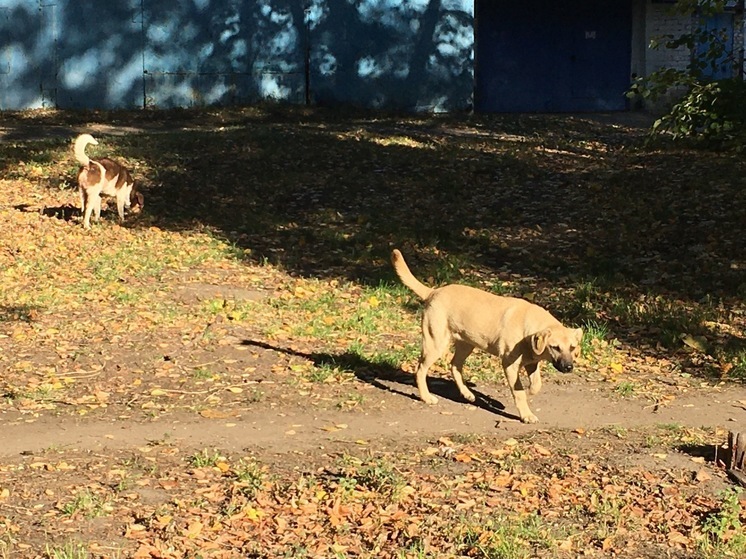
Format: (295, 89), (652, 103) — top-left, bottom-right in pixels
(610, 362), (623, 373)
(368, 295), (380, 308)
(150, 388), (167, 396)
(0, 488), (9, 500)
(200, 409), (235, 419)
(681, 334), (708, 352)
(227, 386), (243, 394)
(245, 507), (264, 521)
(185, 521), (203, 539)
(215, 461), (230, 473)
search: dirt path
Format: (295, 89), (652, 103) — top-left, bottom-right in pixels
(4, 379), (744, 459)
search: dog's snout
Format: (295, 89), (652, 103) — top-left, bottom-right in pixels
(555, 361), (573, 373)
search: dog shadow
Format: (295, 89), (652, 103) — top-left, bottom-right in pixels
(241, 339), (520, 422)
(14, 203), (78, 222)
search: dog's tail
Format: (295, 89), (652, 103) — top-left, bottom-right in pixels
(73, 134), (98, 167)
(391, 249), (433, 300)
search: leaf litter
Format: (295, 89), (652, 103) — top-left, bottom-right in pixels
(0, 107), (745, 557)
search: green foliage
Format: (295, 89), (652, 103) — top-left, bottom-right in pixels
(651, 80), (746, 142)
(698, 488), (746, 555)
(627, 0), (746, 144)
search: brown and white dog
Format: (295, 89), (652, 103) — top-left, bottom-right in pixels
(74, 133), (143, 229)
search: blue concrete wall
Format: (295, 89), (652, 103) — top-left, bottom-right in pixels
(310, 0), (474, 111)
(0, 0), (474, 111)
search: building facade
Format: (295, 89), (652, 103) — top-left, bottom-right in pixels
(0, 0), (743, 112)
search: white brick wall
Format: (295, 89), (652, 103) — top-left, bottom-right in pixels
(645, 2), (694, 75)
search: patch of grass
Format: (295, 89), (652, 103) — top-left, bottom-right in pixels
(59, 490), (109, 519)
(698, 488), (746, 556)
(232, 459), (267, 498)
(336, 392), (365, 410)
(395, 541), (437, 559)
(580, 319), (610, 358)
(261, 280), (411, 343)
(570, 280), (603, 322)
(613, 380), (637, 398)
(589, 489), (626, 535)
(188, 448), (225, 468)
(351, 342), (419, 371)
(336, 455), (406, 500)
(192, 367), (215, 381)
(306, 362), (348, 383)
(599, 424), (628, 438)
(458, 513), (555, 559)
(357, 458), (406, 499)
(609, 294), (715, 348)
(725, 350), (746, 380)
(44, 541), (90, 559)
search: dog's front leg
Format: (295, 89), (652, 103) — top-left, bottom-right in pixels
(526, 363), (542, 396)
(116, 193), (127, 223)
(93, 196), (102, 223)
(503, 361), (539, 423)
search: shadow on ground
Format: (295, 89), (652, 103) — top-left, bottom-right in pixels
(3, 107), (745, 379)
(241, 339), (518, 422)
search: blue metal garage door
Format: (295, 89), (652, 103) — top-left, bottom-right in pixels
(475, 0), (632, 112)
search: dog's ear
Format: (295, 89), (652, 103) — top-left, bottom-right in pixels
(572, 328), (583, 345)
(571, 328), (583, 358)
(531, 329), (552, 356)
(131, 190), (144, 209)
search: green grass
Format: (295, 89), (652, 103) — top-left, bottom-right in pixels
(44, 541), (90, 559)
(59, 491), (109, 519)
(232, 459), (267, 498)
(335, 455), (406, 500)
(188, 448), (225, 468)
(580, 319), (610, 358)
(698, 489), (746, 556)
(458, 513), (555, 559)
(613, 380), (637, 398)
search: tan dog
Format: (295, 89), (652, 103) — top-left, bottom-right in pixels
(392, 249), (582, 423)
(74, 133), (143, 229)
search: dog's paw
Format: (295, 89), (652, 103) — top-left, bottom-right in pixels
(520, 413), (539, 424)
(462, 390), (476, 403)
(422, 394), (439, 405)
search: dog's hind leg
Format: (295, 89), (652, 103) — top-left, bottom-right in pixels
(450, 341), (476, 403)
(503, 360), (539, 423)
(83, 197), (96, 229)
(415, 316), (450, 405)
